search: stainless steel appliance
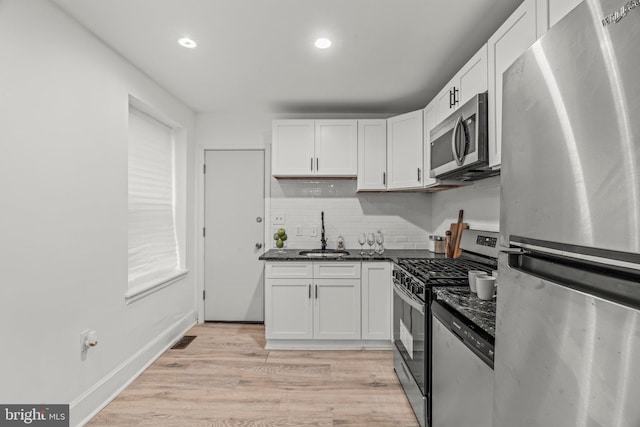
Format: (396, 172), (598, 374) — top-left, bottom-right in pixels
(393, 229), (498, 427)
(497, 1), (640, 425)
(430, 92), (498, 182)
(431, 300), (494, 427)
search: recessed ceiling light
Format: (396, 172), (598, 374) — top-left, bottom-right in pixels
(314, 38), (332, 49)
(178, 37), (197, 48)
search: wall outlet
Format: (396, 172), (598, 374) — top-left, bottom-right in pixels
(295, 225), (303, 236)
(311, 225), (318, 237)
(272, 214), (285, 225)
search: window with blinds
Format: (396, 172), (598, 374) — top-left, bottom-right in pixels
(128, 107), (180, 288)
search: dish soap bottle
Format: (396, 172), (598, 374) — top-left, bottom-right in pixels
(337, 235), (345, 251)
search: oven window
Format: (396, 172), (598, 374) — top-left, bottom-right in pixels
(394, 293), (426, 394)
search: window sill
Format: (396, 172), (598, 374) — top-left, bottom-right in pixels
(125, 269), (189, 304)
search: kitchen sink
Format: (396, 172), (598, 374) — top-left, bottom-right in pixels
(298, 249), (350, 258)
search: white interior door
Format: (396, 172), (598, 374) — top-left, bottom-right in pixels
(204, 150), (264, 321)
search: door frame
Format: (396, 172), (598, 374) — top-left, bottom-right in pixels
(196, 146), (270, 323)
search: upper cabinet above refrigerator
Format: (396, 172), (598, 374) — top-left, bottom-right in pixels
(434, 45), (488, 126)
(487, 0), (539, 169)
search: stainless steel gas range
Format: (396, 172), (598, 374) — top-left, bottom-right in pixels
(392, 229), (498, 427)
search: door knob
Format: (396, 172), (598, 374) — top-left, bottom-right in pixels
(255, 243), (263, 249)
(256, 217), (263, 223)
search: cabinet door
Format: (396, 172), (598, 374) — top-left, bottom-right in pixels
(548, 0), (583, 28)
(457, 44), (488, 107)
(314, 262), (360, 279)
(314, 279), (361, 340)
(272, 120), (315, 176)
(265, 279), (313, 339)
(314, 120), (358, 176)
(487, 0), (537, 168)
(357, 120), (387, 191)
(361, 262), (391, 340)
(423, 101), (438, 187)
(265, 262), (313, 279)
(387, 110), (423, 190)
(538, 0), (584, 33)
(436, 83), (456, 124)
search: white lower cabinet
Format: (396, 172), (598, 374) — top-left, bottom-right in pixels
(265, 262), (361, 342)
(265, 261), (392, 348)
(314, 279), (361, 340)
(266, 279), (314, 339)
(361, 262), (391, 340)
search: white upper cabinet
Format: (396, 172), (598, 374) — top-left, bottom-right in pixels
(436, 45), (488, 125)
(272, 120), (315, 176)
(315, 120), (358, 176)
(487, 0), (538, 168)
(387, 110), (424, 190)
(422, 100), (438, 188)
(538, 0), (584, 32)
(272, 119), (357, 177)
(357, 120), (387, 191)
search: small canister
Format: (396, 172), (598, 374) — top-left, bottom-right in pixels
(429, 235), (446, 254)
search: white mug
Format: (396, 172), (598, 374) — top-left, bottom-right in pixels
(468, 270), (488, 293)
(476, 276), (497, 300)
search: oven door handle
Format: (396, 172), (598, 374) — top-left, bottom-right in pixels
(393, 282), (425, 314)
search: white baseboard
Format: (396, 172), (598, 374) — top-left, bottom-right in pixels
(71, 311), (197, 426)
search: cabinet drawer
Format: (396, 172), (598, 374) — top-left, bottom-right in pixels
(266, 262), (313, 279)
(313, 262), (361, 279)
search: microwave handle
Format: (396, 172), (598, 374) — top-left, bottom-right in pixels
(451, 115), (464, 166)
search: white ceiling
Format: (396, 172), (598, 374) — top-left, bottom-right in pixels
(52, 0), (522, 114)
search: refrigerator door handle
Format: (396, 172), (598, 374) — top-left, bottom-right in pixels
(499, 246), (528, 255)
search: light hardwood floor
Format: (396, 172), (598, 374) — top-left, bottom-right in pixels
(89, 323), (419, 426)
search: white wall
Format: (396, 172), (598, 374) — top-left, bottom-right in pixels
(0, 1), (197, 424)
(430, 175), (501, 235)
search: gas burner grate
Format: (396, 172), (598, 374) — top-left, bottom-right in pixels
(397, 258), (493, 281)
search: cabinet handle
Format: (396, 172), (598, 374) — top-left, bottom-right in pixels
(449, 88), (453, 108)
(310, 157), (313, 172)
(417, 168), (421, 182)
(315, 284), (318, 299)
(383, 171), (386, 186)
(316, 157), (319, 171)
(453, 87), (459, 106)
(308, 284), (311, 299)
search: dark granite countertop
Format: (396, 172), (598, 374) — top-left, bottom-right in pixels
(259, 248), (444, 262)
(432, 287), (496, 338)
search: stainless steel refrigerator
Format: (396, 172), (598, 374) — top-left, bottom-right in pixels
(496, 0), (640, 426)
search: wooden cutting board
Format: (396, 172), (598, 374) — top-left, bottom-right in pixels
(447, 210), (468, 258)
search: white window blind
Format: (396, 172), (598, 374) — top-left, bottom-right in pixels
(128, 107), (180, 288)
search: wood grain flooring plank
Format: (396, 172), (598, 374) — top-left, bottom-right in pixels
(88, 323), (418, 427)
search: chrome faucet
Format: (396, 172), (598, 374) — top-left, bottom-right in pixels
(320, 211), (327, 251)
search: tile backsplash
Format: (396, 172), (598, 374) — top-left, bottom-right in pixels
(270, 179), (432, 251)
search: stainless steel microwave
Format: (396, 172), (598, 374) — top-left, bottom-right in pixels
(430, 92), (498, 181)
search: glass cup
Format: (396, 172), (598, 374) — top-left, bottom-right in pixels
(358, 233), (366, 255)
(366, 233), (375, 256)
(375, 232), (384, 254)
